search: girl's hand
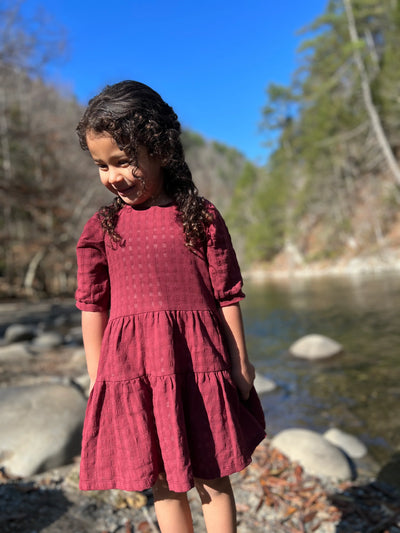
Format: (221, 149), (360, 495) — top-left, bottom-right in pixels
(231, 361), (255, 401)
(89, 379), (96, 394)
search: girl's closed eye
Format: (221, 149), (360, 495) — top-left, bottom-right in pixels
(94, 161), (130, 170)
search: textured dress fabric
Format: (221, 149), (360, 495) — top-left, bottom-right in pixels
(76, 201), (266, 493)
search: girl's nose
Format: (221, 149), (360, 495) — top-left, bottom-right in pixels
(108, 168), (124, 184)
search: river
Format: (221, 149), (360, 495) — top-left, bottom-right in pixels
(241, 271), (400, 467)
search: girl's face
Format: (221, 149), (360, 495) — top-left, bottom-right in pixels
(86, 130), (169, 208)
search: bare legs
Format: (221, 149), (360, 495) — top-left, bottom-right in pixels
(195, 476), (237, 533)
(152, 474), (236, 533)
(153, 475), (194, 533)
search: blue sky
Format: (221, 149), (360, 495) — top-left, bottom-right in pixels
(22, 0), (328, 164)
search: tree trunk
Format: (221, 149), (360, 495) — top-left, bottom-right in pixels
(342, 0), (400, 186)
(24, 248), (47, 294)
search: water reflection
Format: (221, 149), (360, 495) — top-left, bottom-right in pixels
(242, 272), (400, 466)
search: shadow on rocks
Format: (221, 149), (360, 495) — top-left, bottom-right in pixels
(0, 480), (72, 533)
(329, 460), (400, 533)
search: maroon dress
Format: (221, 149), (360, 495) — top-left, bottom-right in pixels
(76, 201), (266, 493)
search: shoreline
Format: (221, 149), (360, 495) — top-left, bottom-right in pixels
(244, 253), (400, 282)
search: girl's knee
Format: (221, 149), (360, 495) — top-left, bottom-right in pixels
(153, 473), (172, 499)
(194, 476), (233, 504)
(153, 474), (188, 502)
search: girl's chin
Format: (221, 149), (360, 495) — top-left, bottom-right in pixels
(118, 193), (150, 207)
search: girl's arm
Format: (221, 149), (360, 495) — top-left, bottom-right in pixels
(219, 302), (255, 400)
(81, 310), (108, 392)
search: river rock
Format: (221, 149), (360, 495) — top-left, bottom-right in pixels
(64, 326), (83, 345)
(323, 428), (367, 459)
(271, 428), (352, 481)
(289, 334), (343, 360)
(31, 331), (64, 350)
(4, 323), (36, 343)
(254, 373), (277, 394)
(0, 342), (32, 362)
(0, 383), (86, 477)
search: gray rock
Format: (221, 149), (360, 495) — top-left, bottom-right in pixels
(64, 326), (83, 345)
(73, 373), (91, 396)
(0, 383), (86, 477)
(323, 428), (367, 459)
(254, 373), (277, 394)
(31, 331), (64, 350)
(271, 428), (352, 481)
(0, 342), (32, 362)
(71, 348), (86, 364)
(289, 334), (343, 360)
(4, 323), (36, 343)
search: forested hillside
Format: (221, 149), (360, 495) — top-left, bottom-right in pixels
(0, 3), (253, 296)
(226, 0), (400, 270)
(0, 70), (250, 296)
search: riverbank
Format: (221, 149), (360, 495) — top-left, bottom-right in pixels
(1, 299), (399, 531)
(244, 247), (400, 281)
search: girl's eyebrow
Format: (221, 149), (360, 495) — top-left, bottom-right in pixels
(91, 154), (128, 163)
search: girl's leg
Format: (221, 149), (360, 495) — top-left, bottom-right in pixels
(194, 476), (237, 533)
(152, 474), (194, 533)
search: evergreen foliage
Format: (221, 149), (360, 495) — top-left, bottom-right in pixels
(251, 0), (400, 265)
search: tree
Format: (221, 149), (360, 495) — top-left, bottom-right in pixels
(342, 0), (400, 185)
(256, 0), (400, 264)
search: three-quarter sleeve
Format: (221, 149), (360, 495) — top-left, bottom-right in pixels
(75, 214), (110, 312)
(205, 202), (245, 307)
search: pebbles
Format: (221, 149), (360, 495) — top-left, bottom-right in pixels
(1, 440), (399, 533)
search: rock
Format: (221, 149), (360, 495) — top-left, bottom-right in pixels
(289, 334), (343, 360)
(64, 326), (83, 345)
(323, 428), (367, 459)
(4, 323), (36, 343)
(0, 383), (86, 477)
(31, 331), (64, 350)
(0, 342), (32, 362)
(71, 348), (86, 364)
(73, 373), (91, 396)
(377, 452), (400, 490)
(271, 428), (352, 481)
(254, 373), (277, 394)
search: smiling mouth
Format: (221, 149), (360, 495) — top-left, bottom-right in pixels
(115, 185), (135, 196)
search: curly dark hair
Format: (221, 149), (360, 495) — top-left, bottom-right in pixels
(76, 80), (211, 248)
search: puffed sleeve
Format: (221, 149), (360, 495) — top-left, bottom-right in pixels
(75, 213), (110, 312)
(205, 202), (245, 307)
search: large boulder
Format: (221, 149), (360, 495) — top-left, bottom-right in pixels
(31, 332), (64, 351)
(254, 373), (277, 394)
(323, 428), (367, 459)
(271, 428), (352, 481)
(4, 324), (36, 343)
(0, 343), (32, 362)
(289, 334), (343, 360)
(0, 383), (86, 477)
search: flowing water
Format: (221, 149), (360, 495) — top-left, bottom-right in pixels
(241, 271), (400, 467)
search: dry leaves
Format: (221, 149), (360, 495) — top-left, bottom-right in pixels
(237, 441), (400, 532)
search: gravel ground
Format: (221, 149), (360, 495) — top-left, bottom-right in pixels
(1, 439), (399, 533)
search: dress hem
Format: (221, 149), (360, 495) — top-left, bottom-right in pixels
(79, 436), (266, 493)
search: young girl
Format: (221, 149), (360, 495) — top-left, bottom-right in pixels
(75, 80), (266, 533)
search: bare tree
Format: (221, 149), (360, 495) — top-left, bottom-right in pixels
(342, 0), (400, 186)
